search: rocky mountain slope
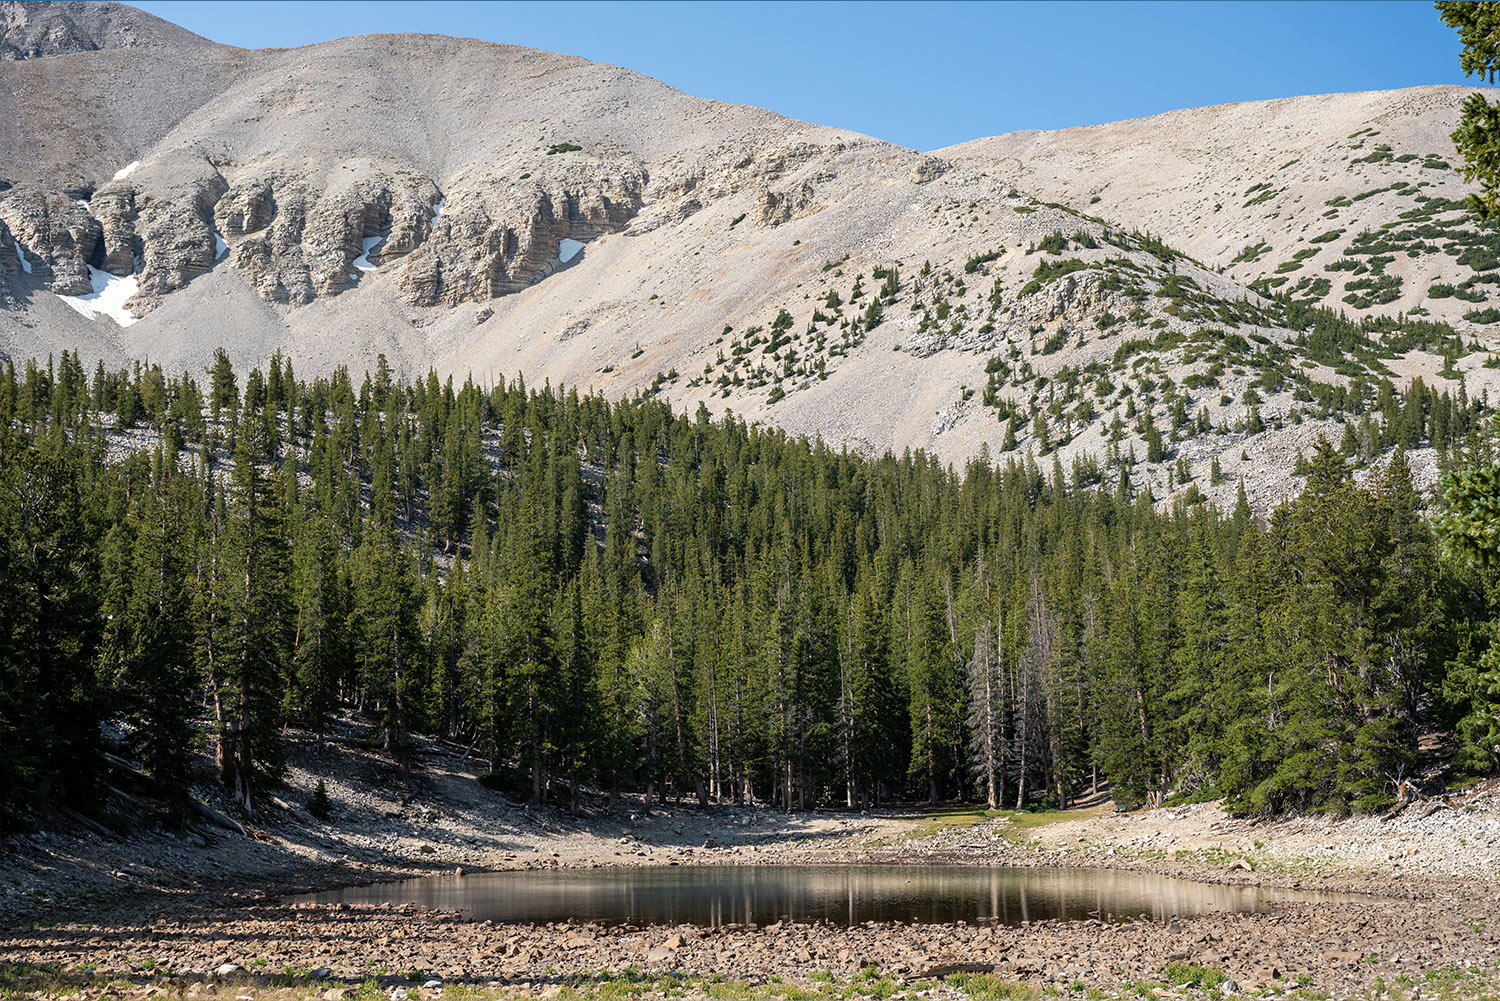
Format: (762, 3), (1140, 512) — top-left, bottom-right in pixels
(1, 1), (1498, 507)
(945, 86), (1494, 328)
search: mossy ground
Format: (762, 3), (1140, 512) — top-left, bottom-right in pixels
(12, 962), (1497, 1001)
(878, 803), (1108, 845)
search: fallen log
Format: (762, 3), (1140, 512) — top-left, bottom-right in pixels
(58, 805), (114, 839)
(101, 752), (151, 783)
(105, 783), (147, 808)
(193, 798), (250, 837)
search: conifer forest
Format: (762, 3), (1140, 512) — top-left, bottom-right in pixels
(4, 346), (1500, 828)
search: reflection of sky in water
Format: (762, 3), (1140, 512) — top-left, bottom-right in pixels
(292, 865), (1367, 927)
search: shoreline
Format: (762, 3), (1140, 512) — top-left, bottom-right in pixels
(4, 738), (1498, 1000)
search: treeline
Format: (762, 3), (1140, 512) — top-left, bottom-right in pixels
(1, 349), (1498, 827)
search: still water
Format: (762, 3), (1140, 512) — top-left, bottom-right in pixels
(292, 865), (1356, 926)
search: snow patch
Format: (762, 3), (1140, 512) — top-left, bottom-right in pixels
(214, 233), (229, 259)
(58, 266), (139, 327)
(352, 235), (383, 271)
(559, 238), (584, 264)
(429, 198), (445, 230)
(112, 161), (140, 181)
(14, 242), (32, 274)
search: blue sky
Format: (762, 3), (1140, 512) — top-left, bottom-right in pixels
(136, 1), (1474, 151)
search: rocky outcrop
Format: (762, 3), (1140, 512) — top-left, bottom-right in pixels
(89, 186), (139, 276)
(1023, 267), (1122, 323)
(215, 180), (275, 239)
(374, 182), (444, 265)
(0, 186), (99, 293)
(0, 217), (15, 274)
(910, 156), (949, 184)
(134, 178), (227, 301)
(71, 156), (235, 310)
(0, 218), (17, 308)
(397, 162), (645, 307)
(220, 169), (442, 304)
(754, 180), (819, 227)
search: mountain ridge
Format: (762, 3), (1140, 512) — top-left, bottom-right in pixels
(2, 2), (1498, 512)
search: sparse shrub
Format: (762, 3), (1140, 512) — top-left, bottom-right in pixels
(945, 972), (1040, 1001)
(307, 780), (331, 819)
(1037, 231), (1068, 255)
(1160, 962), (1228, 991)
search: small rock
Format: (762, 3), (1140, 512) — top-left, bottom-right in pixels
(216, 964), (243, 977)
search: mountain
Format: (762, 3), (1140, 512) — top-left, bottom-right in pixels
(1, 1), (1497, 508)
(944, 86), (1489, 327)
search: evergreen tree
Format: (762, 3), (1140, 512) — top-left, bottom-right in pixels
(503, 492), (561, 804)
(0, 448), (101, 818)
(219, 417), (292, 811)
(965, 600), (1006, 809)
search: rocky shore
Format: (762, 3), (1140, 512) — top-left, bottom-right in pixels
(4, 734), (1499, 1000)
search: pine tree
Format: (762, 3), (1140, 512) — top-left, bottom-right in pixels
(840, 575), (900, 807)
(503, 491), (560, 804)
(905, 566), (959, 804)
(1252, 440), (1412, 811)
(209, 347), (238, 420)
(118, 454), (198, 816)
(1013, 575), (1059, 807)
(0, 448), (102, 817)
(4, 345), (1497, 822)
(289, 515), (346, 740)
(219, 416), (292, 811)
(965, 601), (1006, 808)
(353, 524), (420, 761)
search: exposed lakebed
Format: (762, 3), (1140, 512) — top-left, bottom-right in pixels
(289, 864), (1365, 927)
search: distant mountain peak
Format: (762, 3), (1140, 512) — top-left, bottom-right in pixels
(0, 0), (219, 61)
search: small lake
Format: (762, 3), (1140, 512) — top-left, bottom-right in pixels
(292, 865), (1359, 926)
